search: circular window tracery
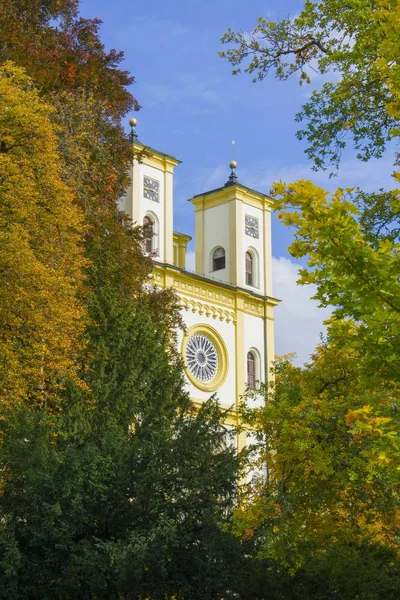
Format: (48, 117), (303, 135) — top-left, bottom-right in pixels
(185, 334), (218, 383)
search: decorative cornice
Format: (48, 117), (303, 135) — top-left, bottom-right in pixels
(173, 231), (192, 243)
(179, 297), (236, 323)
(133, 142), (181, 170)
(153, 264), (278, 314)
(189, 184), (273, 213)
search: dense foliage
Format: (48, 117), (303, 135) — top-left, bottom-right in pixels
(0, 288), (244, 598)
(0, 0), (136, 203)
(0, 1), (245, 598)
(222, 1), (400, 597)
(0, 63), (87, 408)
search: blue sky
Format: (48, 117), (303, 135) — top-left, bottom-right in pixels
(79, 0), (395, 363)
(78, 0), (310, 257)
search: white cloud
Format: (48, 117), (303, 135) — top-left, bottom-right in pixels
(243, 154), (397, 195)
(272, 256), (331, 365)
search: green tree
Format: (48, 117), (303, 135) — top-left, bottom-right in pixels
(272, 178), (400, 386)
(220, 0), (400, 172)
(0, 129), (248, 596)
(0, 3), (250, 598)
(221, 1), (400, 593)
(0, 282), (246, 599)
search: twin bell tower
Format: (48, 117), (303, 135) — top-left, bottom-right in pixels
(120, 119), (279, 450)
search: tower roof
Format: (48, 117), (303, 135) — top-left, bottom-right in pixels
(189, 161), (272, 209)
(190, 181), (271, 201)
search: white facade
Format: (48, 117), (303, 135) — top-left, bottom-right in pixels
(178, 307), (236, 407)
(121, 151), (175, 264)
(122, 130), (279, 449)
(202, 203), (231, 281)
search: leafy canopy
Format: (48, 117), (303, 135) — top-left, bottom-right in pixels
(0, 4), (249, 598)
(0, 0), (139, 209)
(220, 0), (400, 172)
(0, 62), (87, 409)
(222, 0), (400, 588)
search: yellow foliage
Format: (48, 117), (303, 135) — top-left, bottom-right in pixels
(0, 63), (88, 410)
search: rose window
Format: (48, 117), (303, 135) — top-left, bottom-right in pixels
(185, 334), (218, 383)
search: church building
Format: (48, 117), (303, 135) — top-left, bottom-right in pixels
(120, 119), (279, 451)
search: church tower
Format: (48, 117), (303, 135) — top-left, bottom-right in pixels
(121, 120), (279, 451)
(120, 118), (181, 265)
(190, 160), (273, 298)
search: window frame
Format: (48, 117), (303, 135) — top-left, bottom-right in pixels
(245, 251), (253, 286)
(212, 247), (226, 271)
(247, 351), (256, 389)
(143, 215), (155, 254)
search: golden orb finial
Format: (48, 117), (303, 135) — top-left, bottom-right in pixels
(230, 160), (237, 169)
(129, 117), (137, 127)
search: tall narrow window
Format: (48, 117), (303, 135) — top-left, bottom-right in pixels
(245, 251), (253, 286)
(143, 216), (153, 254)
(212, 247), (226, 271)
(247, 352), (256, 389)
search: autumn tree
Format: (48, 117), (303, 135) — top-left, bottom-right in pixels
(221, 1), (400, 594)
(0, 62), (87, 409)
(236, 345), (399, 562)
(0, 0), (137, 205)
(0, 2), (141, 309)
(0, 3), (250, 597)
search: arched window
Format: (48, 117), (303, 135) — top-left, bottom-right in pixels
(143, 215), (154, 254)
(247, 352), (256, 389)
(245, 251), (253, 286)
(212, 247), (226, 271)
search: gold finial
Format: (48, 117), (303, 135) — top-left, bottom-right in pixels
(129, 117), (139, 142)
(226, 143), (239, 187)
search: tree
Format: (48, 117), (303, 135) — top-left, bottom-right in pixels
(229, 345), (400, 598)
(221, 1), (400, 591)
(0, 3), (250, 598)
(0, 101), (247, 593)
(0, 280), (246, 599)
(0, 62), (87, 409)
(270, 542), (400, 600)
(272, 179), (400, 386)
(0, 0), (146, 404)
(220, 0), (400, 172)
(235, 348), (399, 569)
(0, 0), (137, 204)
